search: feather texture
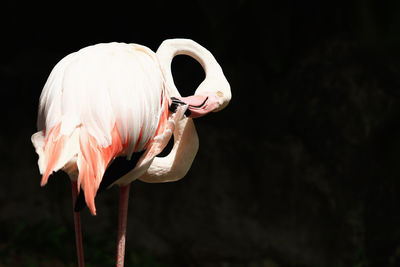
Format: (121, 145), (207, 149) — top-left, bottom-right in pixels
(32, 42), (170, 214)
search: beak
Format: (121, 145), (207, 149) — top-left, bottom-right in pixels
(169, 93), (220, 118)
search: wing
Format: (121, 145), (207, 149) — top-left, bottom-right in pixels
(32, 43), (170, 215)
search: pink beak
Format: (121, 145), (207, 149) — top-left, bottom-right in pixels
(174, 93), (220, 118)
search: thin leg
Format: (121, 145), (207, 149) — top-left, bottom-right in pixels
(71, 181), (85, 267)
(116, 184), (130, 267)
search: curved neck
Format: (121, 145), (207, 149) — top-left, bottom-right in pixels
(139, 117), (199, 183)
(156, 39), (222, 97)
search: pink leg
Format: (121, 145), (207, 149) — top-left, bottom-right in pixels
(71, 181), (85, 267)
(116, 184), (130, 267)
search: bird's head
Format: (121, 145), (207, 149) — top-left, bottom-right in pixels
(156, 39), (231, 118)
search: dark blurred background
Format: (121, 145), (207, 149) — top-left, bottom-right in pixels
(2, 0), (400, 266)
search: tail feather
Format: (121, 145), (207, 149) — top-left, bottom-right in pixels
(77, 125), (123, 215)
(41, 123), (66, 186)
(32, 123), (125, 215)
(32, 122), (81, 186)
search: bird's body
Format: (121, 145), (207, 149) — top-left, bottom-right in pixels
(32, 42), (174, 215)
(31, 39), (231, 266)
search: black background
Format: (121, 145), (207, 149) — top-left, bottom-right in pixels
(2, 1), (400, 266)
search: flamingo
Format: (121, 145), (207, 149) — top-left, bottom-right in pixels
(31, 38), (231, 266)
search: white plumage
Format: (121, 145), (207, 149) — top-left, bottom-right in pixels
(36, 42), (166, 154)
(32, 42), (171, 215)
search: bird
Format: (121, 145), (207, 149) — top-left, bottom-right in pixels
(31, 38), (231, 266)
